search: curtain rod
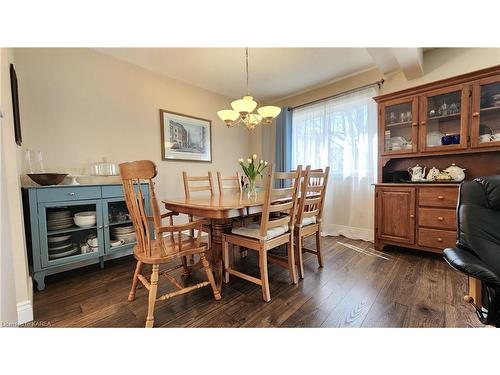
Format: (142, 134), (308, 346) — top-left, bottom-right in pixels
(288, 78), (385, 111)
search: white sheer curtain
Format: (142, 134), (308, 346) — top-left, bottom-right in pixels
(291, 87), (378, 241)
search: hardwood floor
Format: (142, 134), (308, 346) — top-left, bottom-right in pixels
(31, 236), (483, 328)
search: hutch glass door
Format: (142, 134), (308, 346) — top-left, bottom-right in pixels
(420, 85), (468, 152)
(472, 77), (500, 148)
(381, 97), (418, 155)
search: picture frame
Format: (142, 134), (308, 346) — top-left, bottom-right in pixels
(160, 109), (212, 163)
(10, 64), (22, 146)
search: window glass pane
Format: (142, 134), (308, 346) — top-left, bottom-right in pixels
(291, 87), (378, 180)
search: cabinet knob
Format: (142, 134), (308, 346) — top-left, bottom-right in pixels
(409, 214), (415, 218)
(437, 238), (443, 242)
(437, 195), (444, 200)
(420, 121), (426, 125)
(98, 225), (103, 229)
(412, 122), (418, 127)
(437, 216), (444, 221)
(68, 192), (76, 196)
(472, 112), (479, 117)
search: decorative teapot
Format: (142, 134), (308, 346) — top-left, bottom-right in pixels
(444, 163), (466, 182)
(426, 166), (440, 181)
(408, 164), (426, 182)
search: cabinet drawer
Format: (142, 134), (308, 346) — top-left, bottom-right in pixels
(101, 184), (148, 198)
(418, 207), (456, 230)
(419, 187), (458, 208)
(418, 227), (456, 250)
(37, 186), (101, 202)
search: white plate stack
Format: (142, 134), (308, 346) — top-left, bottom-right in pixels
(47, 234), (78, 259)
(47, 209), (74, 231)
(111, 225), (136, 244)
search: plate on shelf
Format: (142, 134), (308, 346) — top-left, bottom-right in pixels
(48, 234), (72, 243)
(47, 222), (75, 231)
(48, 245), (79, 259)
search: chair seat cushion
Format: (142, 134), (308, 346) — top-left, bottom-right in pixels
(301, 216), (317, 227)
(231, 222), (289, 241)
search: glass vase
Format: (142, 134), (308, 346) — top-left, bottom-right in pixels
(247, 178), (257, 198)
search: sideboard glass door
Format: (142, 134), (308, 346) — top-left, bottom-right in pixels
(420, 85), (469, 152)
(38, 200), (104, 267)
(471, 77), (500, 148)
(380, 96), (418, 155)
(102, 198), (137, 254)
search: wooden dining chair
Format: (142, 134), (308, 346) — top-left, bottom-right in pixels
(294, 166), (330, 279)
(222, 164), (302, 302)
(182, 171), (214, 264)
(217, 171), (242, 195)
(120, 161), (220, 328)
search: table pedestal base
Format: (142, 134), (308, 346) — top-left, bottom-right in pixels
(182, 218), (233, 292)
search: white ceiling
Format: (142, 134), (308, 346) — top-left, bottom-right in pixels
(95, 48), (377, 102)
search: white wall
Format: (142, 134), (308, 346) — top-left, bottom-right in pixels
(0, 48), (19, 325)
(0, 48), (33, 325)
(15, 48), (250, 199)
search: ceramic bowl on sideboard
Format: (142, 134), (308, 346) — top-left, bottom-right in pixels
(27, 173), (68, 186)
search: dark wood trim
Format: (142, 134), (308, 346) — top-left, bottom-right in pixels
(374, 65), (500, 103)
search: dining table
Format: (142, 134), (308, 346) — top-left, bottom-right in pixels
(163, 192), (267, 290)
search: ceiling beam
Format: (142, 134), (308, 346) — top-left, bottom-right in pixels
(366, 48), (400, 75)
(366, 47), (424, 80)
(393, 48), (424, 80)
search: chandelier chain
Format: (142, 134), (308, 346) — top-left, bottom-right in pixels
(245, 47), (249, 96)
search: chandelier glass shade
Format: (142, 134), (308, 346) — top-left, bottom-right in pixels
(217, 48), (281, 130)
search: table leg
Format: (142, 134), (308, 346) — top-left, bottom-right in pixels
(209, 219), (234, 291)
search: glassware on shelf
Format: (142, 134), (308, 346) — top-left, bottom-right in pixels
(389, 112), (397, 124)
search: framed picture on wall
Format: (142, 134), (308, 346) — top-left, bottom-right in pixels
(160, 109), (212, 163)
(9, 64), (22, 146)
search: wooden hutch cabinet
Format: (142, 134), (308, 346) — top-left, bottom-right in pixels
(374, 65), (500, 307)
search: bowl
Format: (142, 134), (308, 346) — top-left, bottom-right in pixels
(27, 173), (68, 186)
(74, 211), (96, 218)
(73, 212), (96, 228)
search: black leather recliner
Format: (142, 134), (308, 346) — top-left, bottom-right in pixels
(443, 175), (500, 327)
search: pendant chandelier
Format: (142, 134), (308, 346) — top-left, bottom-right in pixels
(217, 48), (281, 130)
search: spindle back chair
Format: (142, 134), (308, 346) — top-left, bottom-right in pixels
(120, 160), (220, 327)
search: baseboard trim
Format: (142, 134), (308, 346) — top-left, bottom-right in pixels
(17, 300), (33, 325)
(322, 224), (374, 242)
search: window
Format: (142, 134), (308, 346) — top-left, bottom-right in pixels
(291, 87), (378, 241)
(291, 87), (378, 180)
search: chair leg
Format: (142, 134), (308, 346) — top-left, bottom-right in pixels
(145, 264), (159, 328)
(316, 230), (323, 268)
(296, 234), (305, 279)
(128, 261), (143, 301)
(287, 238), (298, 285)
(201, 253), (221, 301)
(259, 250), (271, 302)
(181, 256), (190, 276)
(223, 239), (230, 284)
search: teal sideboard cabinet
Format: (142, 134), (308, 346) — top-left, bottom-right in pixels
(22, 183), (150, 291)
